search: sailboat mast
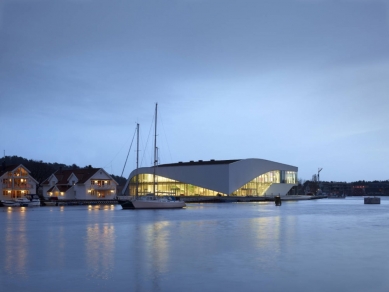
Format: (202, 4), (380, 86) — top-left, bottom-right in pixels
(153, 103), (158, 195)
(136, 123), (139, 198)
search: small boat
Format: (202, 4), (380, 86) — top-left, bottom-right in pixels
(1, 196), (41, 207)
(1, 200), (21, 207)
(120, 194), (185, 209)
(15, 198), (33, 207)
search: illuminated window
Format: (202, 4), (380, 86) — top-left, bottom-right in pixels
(127, 171), (297, 197)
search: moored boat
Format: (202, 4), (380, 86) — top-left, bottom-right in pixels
(1, 200), (21, 207)
(1, 195), (41, 207)
(120, 195), (185, 209)
(120, 104), (186, 210)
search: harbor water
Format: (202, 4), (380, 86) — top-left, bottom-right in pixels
(1, 197), (389, 292)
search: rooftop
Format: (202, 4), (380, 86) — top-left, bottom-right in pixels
(159, 159), (240, 167)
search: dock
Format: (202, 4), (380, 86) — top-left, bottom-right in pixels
(364, 197), (380, 204)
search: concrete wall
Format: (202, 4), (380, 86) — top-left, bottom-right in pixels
(264, 183), (296, 196)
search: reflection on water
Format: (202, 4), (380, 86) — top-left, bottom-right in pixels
(2, 199), (389, 292)
(148, 221), (170, 291)
(146, 221), (170, 272)
(5, 208), (27, 277)
(85, 223), (115, 280)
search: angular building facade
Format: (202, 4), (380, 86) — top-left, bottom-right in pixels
(122, 159), (297, 197)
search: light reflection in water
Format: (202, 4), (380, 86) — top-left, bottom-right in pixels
(142, 220), (171, 292)
(250, 213), (297, 269)
(5, 208), (28, 277)
(148, 221), (170, 271)
(85, 223), (115, 280)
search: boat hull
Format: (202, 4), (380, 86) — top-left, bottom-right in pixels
(364, 197), (380, 204)
(1, 200), (20, 207)
(132, 200), (186, 209)
(119, 200), (136, 209)
(15, 198), (41, 207)
(1, 198), (41, 207)
(119, 199), (186, 209)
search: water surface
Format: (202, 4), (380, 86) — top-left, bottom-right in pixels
(1, 198), (388, 292)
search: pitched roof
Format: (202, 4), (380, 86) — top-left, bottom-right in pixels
(47, 186), (54, 192)
(57, 185), (72, 192)
(0, 164), (18, 177)
(42, 168), (101, 185)
(0, 164), (31, 177)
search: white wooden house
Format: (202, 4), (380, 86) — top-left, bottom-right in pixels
(0, 164), (38, 200)
(41, 167), (118, 200)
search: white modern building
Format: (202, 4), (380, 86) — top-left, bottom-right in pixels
(42, 167), (118, 200)
(122, 158), (298, 197)
(0, 164), (38, 200)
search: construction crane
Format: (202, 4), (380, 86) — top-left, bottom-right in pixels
(318, 168), (323, 182)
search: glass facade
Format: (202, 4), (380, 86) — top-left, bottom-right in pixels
(126, 170), (297, 197)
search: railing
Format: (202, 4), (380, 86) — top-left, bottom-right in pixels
(2, 184), (32, 189)
(13, 184), (32, 189)
(90, 185), (115, 190)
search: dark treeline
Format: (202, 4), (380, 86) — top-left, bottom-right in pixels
(0, 155), (127, 186)
(296, 179), (389, 196)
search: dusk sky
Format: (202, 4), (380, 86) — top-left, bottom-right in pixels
(1, 0), (388, 182)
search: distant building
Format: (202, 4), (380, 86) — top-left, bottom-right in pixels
(0, 164), (38, 200)
(42, 167), (118, 200)
(122, 158), (298, 197)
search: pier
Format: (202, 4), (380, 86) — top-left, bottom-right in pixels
(44, 195), (328, 206)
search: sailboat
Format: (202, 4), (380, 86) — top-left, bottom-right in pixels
(120, 104), (186, 209)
